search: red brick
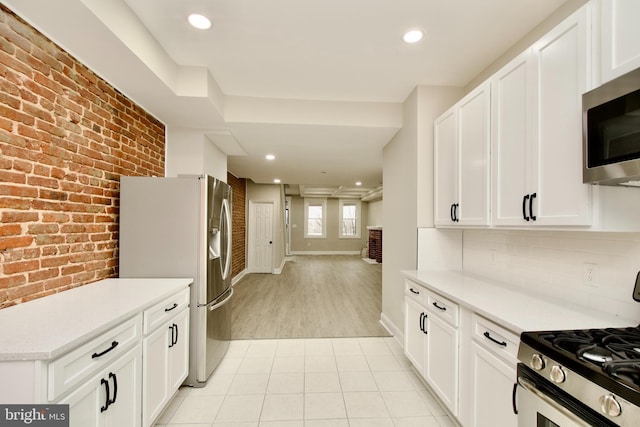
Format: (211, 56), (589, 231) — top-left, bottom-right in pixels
(0, 224), (21, 236)
(28, 268), (59, 282)
(3, 259), (39, 274)
(0, 235), (33, 251)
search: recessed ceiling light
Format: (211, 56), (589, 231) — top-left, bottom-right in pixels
(188, 14), (211, 30)
(274, 178), (281, 184)
(265, 154), (275, 161)
(403, 29), (424, 44)
(355, 181), (362, 186)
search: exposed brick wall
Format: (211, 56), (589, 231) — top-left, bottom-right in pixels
(227, 172), (246, 278)
(0, 6), (165, 308)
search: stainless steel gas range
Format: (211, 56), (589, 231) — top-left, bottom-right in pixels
(515, 326), (640, 426)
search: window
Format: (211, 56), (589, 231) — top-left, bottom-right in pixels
(304, 198), (327, 238)
(339, 199), (361, 238)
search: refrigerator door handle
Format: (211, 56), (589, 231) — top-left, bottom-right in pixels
(220, 198), (232, 280)
(207, 287), (233, 311)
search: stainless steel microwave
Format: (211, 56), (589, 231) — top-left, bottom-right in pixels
(583, 67), (640, 186)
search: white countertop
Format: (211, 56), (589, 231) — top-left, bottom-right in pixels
(402, 270), (635, 334)
(0, 278), (192, 361)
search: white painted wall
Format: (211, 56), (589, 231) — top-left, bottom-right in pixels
(165, 127), (227, 181)
(367, 200), (383, 227)
(381, 86), (462, 337)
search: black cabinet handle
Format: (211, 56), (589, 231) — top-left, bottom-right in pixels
(422, 313), (428, 335)
(454, 204), (459, 222)
(484, 331), (507, 347)
(432, 302), (447, 311)
(512, 383), (519, 415)
(529, 193), (537, 221)
(173, 324), (178, 346)
(169, 325), (175, 348)
(522, 194), (530, 221)
(450, 204), (455, 222)
(100, 378), (110, 412)
(409, 288), (420, 295)
(164, 303), (178, 312)
(92, 341), (119, 359)
(108, 372), (118, 406)
(419, 312), (424, 332)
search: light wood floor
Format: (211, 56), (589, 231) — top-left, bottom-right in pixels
(231, 255), (390, 339)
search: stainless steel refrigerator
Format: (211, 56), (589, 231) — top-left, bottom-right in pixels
(119, 175), (232, 387)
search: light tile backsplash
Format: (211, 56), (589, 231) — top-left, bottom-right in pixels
(462, 230), (640, 323)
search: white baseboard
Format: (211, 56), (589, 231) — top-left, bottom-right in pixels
(273, 258), (287, 274)
(231, 269), (248, 286)
(289, 251), (361, 255)
(380, 312), (403, 344)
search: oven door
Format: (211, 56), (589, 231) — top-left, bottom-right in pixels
(516, 364), (618, 427)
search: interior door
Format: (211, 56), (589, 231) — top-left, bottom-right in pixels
(249, 201), (274, 273)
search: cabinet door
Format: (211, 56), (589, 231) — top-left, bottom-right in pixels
(425, 313), (459, 416)
(103, 345), (142, 427)
(458, 82), (490, 225)
(600, 0), (640, 84)
(168, 309), (190, 393)
(531, 5), (592, 226)
(491, 50), (535, 226)
(62, 346), (141, 427)
(404, 298), (426, 374)
(434, 107), (458, 225)
(142, 323), (170, 426)
(469, 342), (517, 427)
(63, 372), (104, 427)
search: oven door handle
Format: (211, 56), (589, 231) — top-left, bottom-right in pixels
(517, 376), (595, 426)
(512, 382), (518, 415)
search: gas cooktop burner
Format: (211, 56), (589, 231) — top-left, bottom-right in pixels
(534, 326), (640, 391)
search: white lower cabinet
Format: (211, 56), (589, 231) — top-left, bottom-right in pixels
(425, 312), (459, 415)
(404, 279), (518, 426)
(468, 341), (516, 427)
(404, 280), (460, 416)
(404, 297), (426, 374)
(142, 289), (190, 427)
(61, 345), (142, 427)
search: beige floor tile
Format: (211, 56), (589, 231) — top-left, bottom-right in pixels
(304, 339), (334, 356)
(189, 373), (235, 396)
(304, 420), (349, 427)
(272, 356), (305, 373)
(275, 339), (306, 357)
(304, 392), (347, 420)
(237, 356), (274, 374)
(381, 391), (431, 418)
(260, 393), (304, 421)
(228, 373), (269, 395)
(338, 371), (378, 392)
(348, 418), (394, 426)
(335, 355), (370, 372)
(304, 356), (337, 373)
(304, 372), (341, 393)
(168, 395), (224, 424)
(366, 354), (404, 371)
(215, 395), (264, 422)
(393, 416), (442, 427)
(332, 339), (363, 356)
(343, 391), (390, 419)
(267, 372), (304, 394)
(372, 370), (417, 391)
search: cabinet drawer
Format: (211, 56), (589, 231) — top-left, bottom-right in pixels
(426, 289), (459, 327)
(143, 288), (190, 335)
(472, 314), (519, 366)
(405, 280), (427, 305)
(48, 315), (142, 401)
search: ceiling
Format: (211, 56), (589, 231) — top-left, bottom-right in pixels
(4, 0), (567, 198)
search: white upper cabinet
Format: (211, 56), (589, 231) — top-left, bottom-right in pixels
(599, 0), (640, 84)
(492, 5), (592, 227)
(434, 107), (458, 225)
(435, 82), (490, 226)
(491, 50), (534, 226)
